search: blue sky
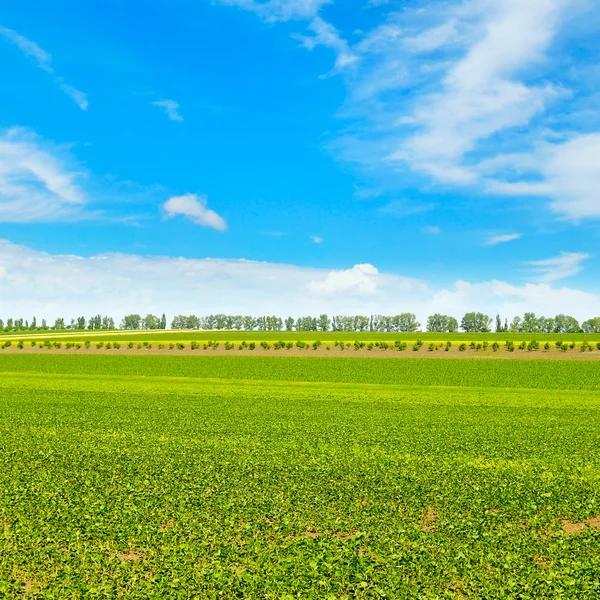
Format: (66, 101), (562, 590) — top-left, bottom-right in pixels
(1, 0), (600, 321)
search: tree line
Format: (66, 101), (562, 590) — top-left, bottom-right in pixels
(1, 312), (600, 333)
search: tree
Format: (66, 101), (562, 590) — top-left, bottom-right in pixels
(554, 314), (581, 333)
(427, 314), (458, 333)
(53, 317), (65, 330)
(395, 313), (421, 333)
(75, 316), (86, 329)
(317, 314), (331, 332)
(102, 316), (115, 329)
(121, 314), (142, 330)
(522, 312), (539, 333)
(142, 314), (161, 330)
(495, 314), (502, 333)
(285, 317), (295, 331)
(582, 317), (600, 333)
(461, 312), (492, 333)
(160, 314), (167, 329)
(509, 316), (522, 333)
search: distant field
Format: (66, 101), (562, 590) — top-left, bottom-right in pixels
(0, 354), (599, 597)
(1, 329), (598, 343)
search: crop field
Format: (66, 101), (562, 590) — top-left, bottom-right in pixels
(1, 355), (599, 597)
(2, 329), (599, 344)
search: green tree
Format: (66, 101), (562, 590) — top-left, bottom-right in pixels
(142, 314), (161, 329)
(427, 314), (458, 333)
(317, 314), (331, 332)
(160, 314), (167, 329)
(582, 317), (600, 333)
(461, 312), (492, 333)
(121, 314), (142, 330)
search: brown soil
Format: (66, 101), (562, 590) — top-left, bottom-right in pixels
(561, 515), (600, 534)
(3, 345), (600, 360)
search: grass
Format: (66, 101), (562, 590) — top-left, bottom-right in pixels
(0, 356), (599, 597)
(1, 354), (600, 389)
(1, 329), (599, 343)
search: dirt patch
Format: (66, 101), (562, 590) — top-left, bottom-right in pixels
(117, 551), (143, 561)
(421, 508), (437, 532)
(304, 530), (322, 539)
(561, 515), (600, 534)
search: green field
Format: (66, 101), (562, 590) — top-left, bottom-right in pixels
(1, 355), (599, 597)
(2, 329), (598, 344)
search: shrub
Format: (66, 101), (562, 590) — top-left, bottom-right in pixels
(17, 340), (24, 349)
(459, 343), (467, 352)
(260, 341), (271, 350)
(597, 342), (600, 351)
(143, 341), (149, 348)
(224, 341), (234, 351)
(65, 342), (73, 349)
(476, 343), (482, 351)
(273, 340), (285, 350)
(312, 340), (322, 350)
(96, 342), (104, 349)
(75, 343), (81, 349)
(518, 341), (526, 350)
(128, 341), (134, 349)
(286, 342), (293, 350)
(544, 342), (550, 350)
(137, 343), (142, 350)
(248, 342), (256, 350)
(44, 340), (52, 349)
(85, 341), (91, 349)
(53, 342), (62, 349)
(555, 341), (563, 350)
(445, 341), (452, 352)
(469, 341), (476, 349)
(527, 340), (539, 352)
(177, 343), (185, 350)
(412, 343), (420, 352)
(428, 343), (435, 352)
(190, 341), (200, 350)
(169, 343), (175, 350)
(346, 343), (351, 349)
(2, 341), (11, 349)
(505, 341), (514, 352)
(114, 342), (121, 350)
(415, 339), (424, 348)
(367, 343), (374, 351)
(105, 342), (112, 350)
(354, 341), (365, 351)
(492, 342), (499, 352)
(380, 342), (390, 350)
(326, 344), (331, 351)
(158, 343), (165, 350)
(31, 341), (37, 347)
(395, 341), (407, 351)
(482, 341), (488, 351)
(569, 341), (576, 349)
(296, 341), (307, 349)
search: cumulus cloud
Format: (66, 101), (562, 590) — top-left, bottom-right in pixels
(526, 252), (590, 283)
(1, 240), (599, 323)
(0, 25), (88, 110)
(310, 235), (323, 244)
(485, 233), (521, 246)
(163, 194), (227, 231)
(0, 128), (86, 222)
(152, 99), (183, 122)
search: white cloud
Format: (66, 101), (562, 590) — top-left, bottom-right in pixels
(217, 0), (330, 22)
(0, 25), (88, 110)
(163, 194), (227, 231)
(0, 128), (86, 222)
(485, 233), (521, 246)
(152, 99), (183, 122)
(310, 235), (323, 244)
(422, 225), (441, 235)
(296, 17), (358, 73)
(378, 199), (434, 218)
(1, 240), (599, 323)
(526, 252), (590, 283)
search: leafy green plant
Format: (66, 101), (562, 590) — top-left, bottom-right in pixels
(459, 343), (467, 352)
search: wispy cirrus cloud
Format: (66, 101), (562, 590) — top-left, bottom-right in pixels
(485, 233), (521, 246)
(526, 252), (590, 283)
(219, 0), (600, 223)
(152, 99), (184, 122)
(0, 128), (87, 222)
(0, 25), (88, 110)
(216, 0), (330, 22)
